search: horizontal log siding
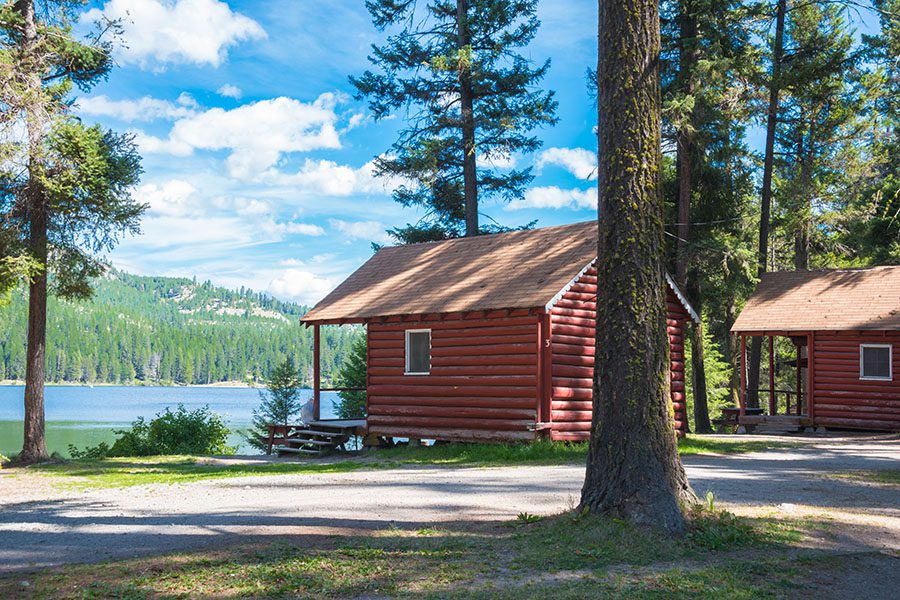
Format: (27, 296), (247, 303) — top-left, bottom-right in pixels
(812, 331), (900, 431)
(548, 267), (690, 441)
(366, 311), (540, 442)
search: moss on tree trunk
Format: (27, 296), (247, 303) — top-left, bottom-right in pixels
(581, 0), (696, 534)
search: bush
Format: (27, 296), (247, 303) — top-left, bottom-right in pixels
(69, 404), (234, 458)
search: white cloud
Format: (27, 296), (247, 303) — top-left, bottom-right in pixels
(217, 84), (243, 99)
(329, 219), (392, 243)
(508, 186), (598, 210)
(537, 147), (597, 180)
(268, 269), (335, 305)
(268, 157), (396, 196)
(210, 196), (272, 217)
(77, 95), (197, 122)
(135, 180), (199, 217)
(83, 0), (266, 68)
(271, 222), (326, 236)
(137, 94), (343, 179)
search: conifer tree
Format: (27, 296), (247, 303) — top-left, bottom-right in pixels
(334, 334), (367, 419)
(247, 357), (304, 452)
(0, 0), (145, 463)
(351, 0), (558, 242)
(582, 0), (695, 534)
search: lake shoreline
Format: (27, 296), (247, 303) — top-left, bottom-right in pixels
(0, 380), (258, 389)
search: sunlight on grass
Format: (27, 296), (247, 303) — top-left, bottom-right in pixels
(27, 435), (793, 489)
(0, 510), (818, 600)
(825, 469), (900, 486)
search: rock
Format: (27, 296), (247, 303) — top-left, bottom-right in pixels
(816, 427), (828, 434)
(736, 425), (747, 434)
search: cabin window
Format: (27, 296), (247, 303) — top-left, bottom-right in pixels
(405, 329), (431, 375)
(860, 344), (892, 381)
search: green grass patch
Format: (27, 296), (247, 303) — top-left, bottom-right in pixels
(0, 510), (817, 600)
(826, 469), (900, 486)
(25, 435), (791, 489)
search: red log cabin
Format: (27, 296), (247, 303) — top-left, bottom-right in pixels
(300, 221), (699, 443)
(732, 266), (900, 432)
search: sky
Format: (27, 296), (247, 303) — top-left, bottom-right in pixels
(73, 0), (880, 306)
(72, 0), (598, 306)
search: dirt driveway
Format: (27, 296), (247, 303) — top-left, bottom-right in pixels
(1, 434), (897, 574)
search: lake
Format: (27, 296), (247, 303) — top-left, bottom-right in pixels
(0, 385), (341, 457)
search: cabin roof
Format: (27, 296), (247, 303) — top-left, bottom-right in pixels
(732, 266), (900, 333)
(301, 221), (698, 324)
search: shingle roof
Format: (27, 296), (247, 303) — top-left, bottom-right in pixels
(302, 221), (600, 323)
(302, 221), (699, 324)
(731, 267), (900, 333)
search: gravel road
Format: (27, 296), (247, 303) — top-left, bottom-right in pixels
(1, 434), (897, 574)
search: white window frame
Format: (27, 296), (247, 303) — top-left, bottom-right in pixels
(860, 343), (892, 381)
(404, 329), (431, 375)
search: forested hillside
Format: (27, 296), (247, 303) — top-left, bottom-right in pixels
(0, 271), (358, 385)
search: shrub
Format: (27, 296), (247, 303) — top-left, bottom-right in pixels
(69, 404), (234, 458)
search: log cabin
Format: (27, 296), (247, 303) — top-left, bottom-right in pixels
(732, 266), (900, 432)
(300, 220), (699, 443)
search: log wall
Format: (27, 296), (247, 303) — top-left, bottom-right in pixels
(366, 310), (540, 442)
(548, 267), (691, 441)
(812, 331), (900, 431)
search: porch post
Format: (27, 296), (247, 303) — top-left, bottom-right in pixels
(739, 334), (747, 417)
(313, 323), (321, 421)
(808, 332), (815, 424)
(768, 335), (776, 416)
(795, 341), (802, 417)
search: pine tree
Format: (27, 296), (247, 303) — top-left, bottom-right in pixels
(333, 334), (367, 419)
(351, 0), (558, 242)
(0, 1), (145, 463)
(582, 0), (695, 533)
(246, 357), (304, 452)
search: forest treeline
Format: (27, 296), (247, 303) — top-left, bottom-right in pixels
(0, 270), (360, 386)
(653, 0), (898, 427)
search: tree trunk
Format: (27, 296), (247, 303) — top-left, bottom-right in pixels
(457, 0), (478, 237)
(675, 0), (698, 289)
(724, 297), (740, 407)
(19, 0), (50, 464)
(794, 130), (811, 270)
(749, 0), (786, 409)
(687, 282), (711, 433)
(582, 0), (695, 534)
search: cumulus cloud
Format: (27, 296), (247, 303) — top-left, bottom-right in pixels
(136, 94), (343, 179)
(537, 147), (597, 180)
(268, 268), (335, 305)
(329, 219), (392, 243)
(77, 95), (197, 122)
(507, 186), (597, 210)
(268, 157), (397, 196)
(217, 84), (243, 99)
(135, 180), (199, 217)
(83, 0), (265, 68)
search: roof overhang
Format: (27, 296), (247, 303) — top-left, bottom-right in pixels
(665, 273), (701, 325)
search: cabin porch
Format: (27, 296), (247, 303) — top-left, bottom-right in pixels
(736, 331), (814, 433)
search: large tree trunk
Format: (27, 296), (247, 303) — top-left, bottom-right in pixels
(457, 0), (478, 237)
(19, 0), (50, 464)
(687, 282), (712, 433)
(675, 0), (709, 434)
(749, 0), (787, 409)
(582, 0), (695, 534)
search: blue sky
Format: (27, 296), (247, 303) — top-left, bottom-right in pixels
(75, 1), (878, 306)
(73, 0), (598, 305)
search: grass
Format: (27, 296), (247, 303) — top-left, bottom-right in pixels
(826, 469), (900, 486)
(23, 435), (794, 489)
(0, 509), (818, 599)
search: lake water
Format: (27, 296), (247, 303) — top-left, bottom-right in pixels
(0, 385), (340, 457)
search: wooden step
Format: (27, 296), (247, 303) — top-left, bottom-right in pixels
(275, 446), (321, 455)
(286, 438), (336, 447)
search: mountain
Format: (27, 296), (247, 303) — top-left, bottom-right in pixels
(0, 270), (359, 386)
